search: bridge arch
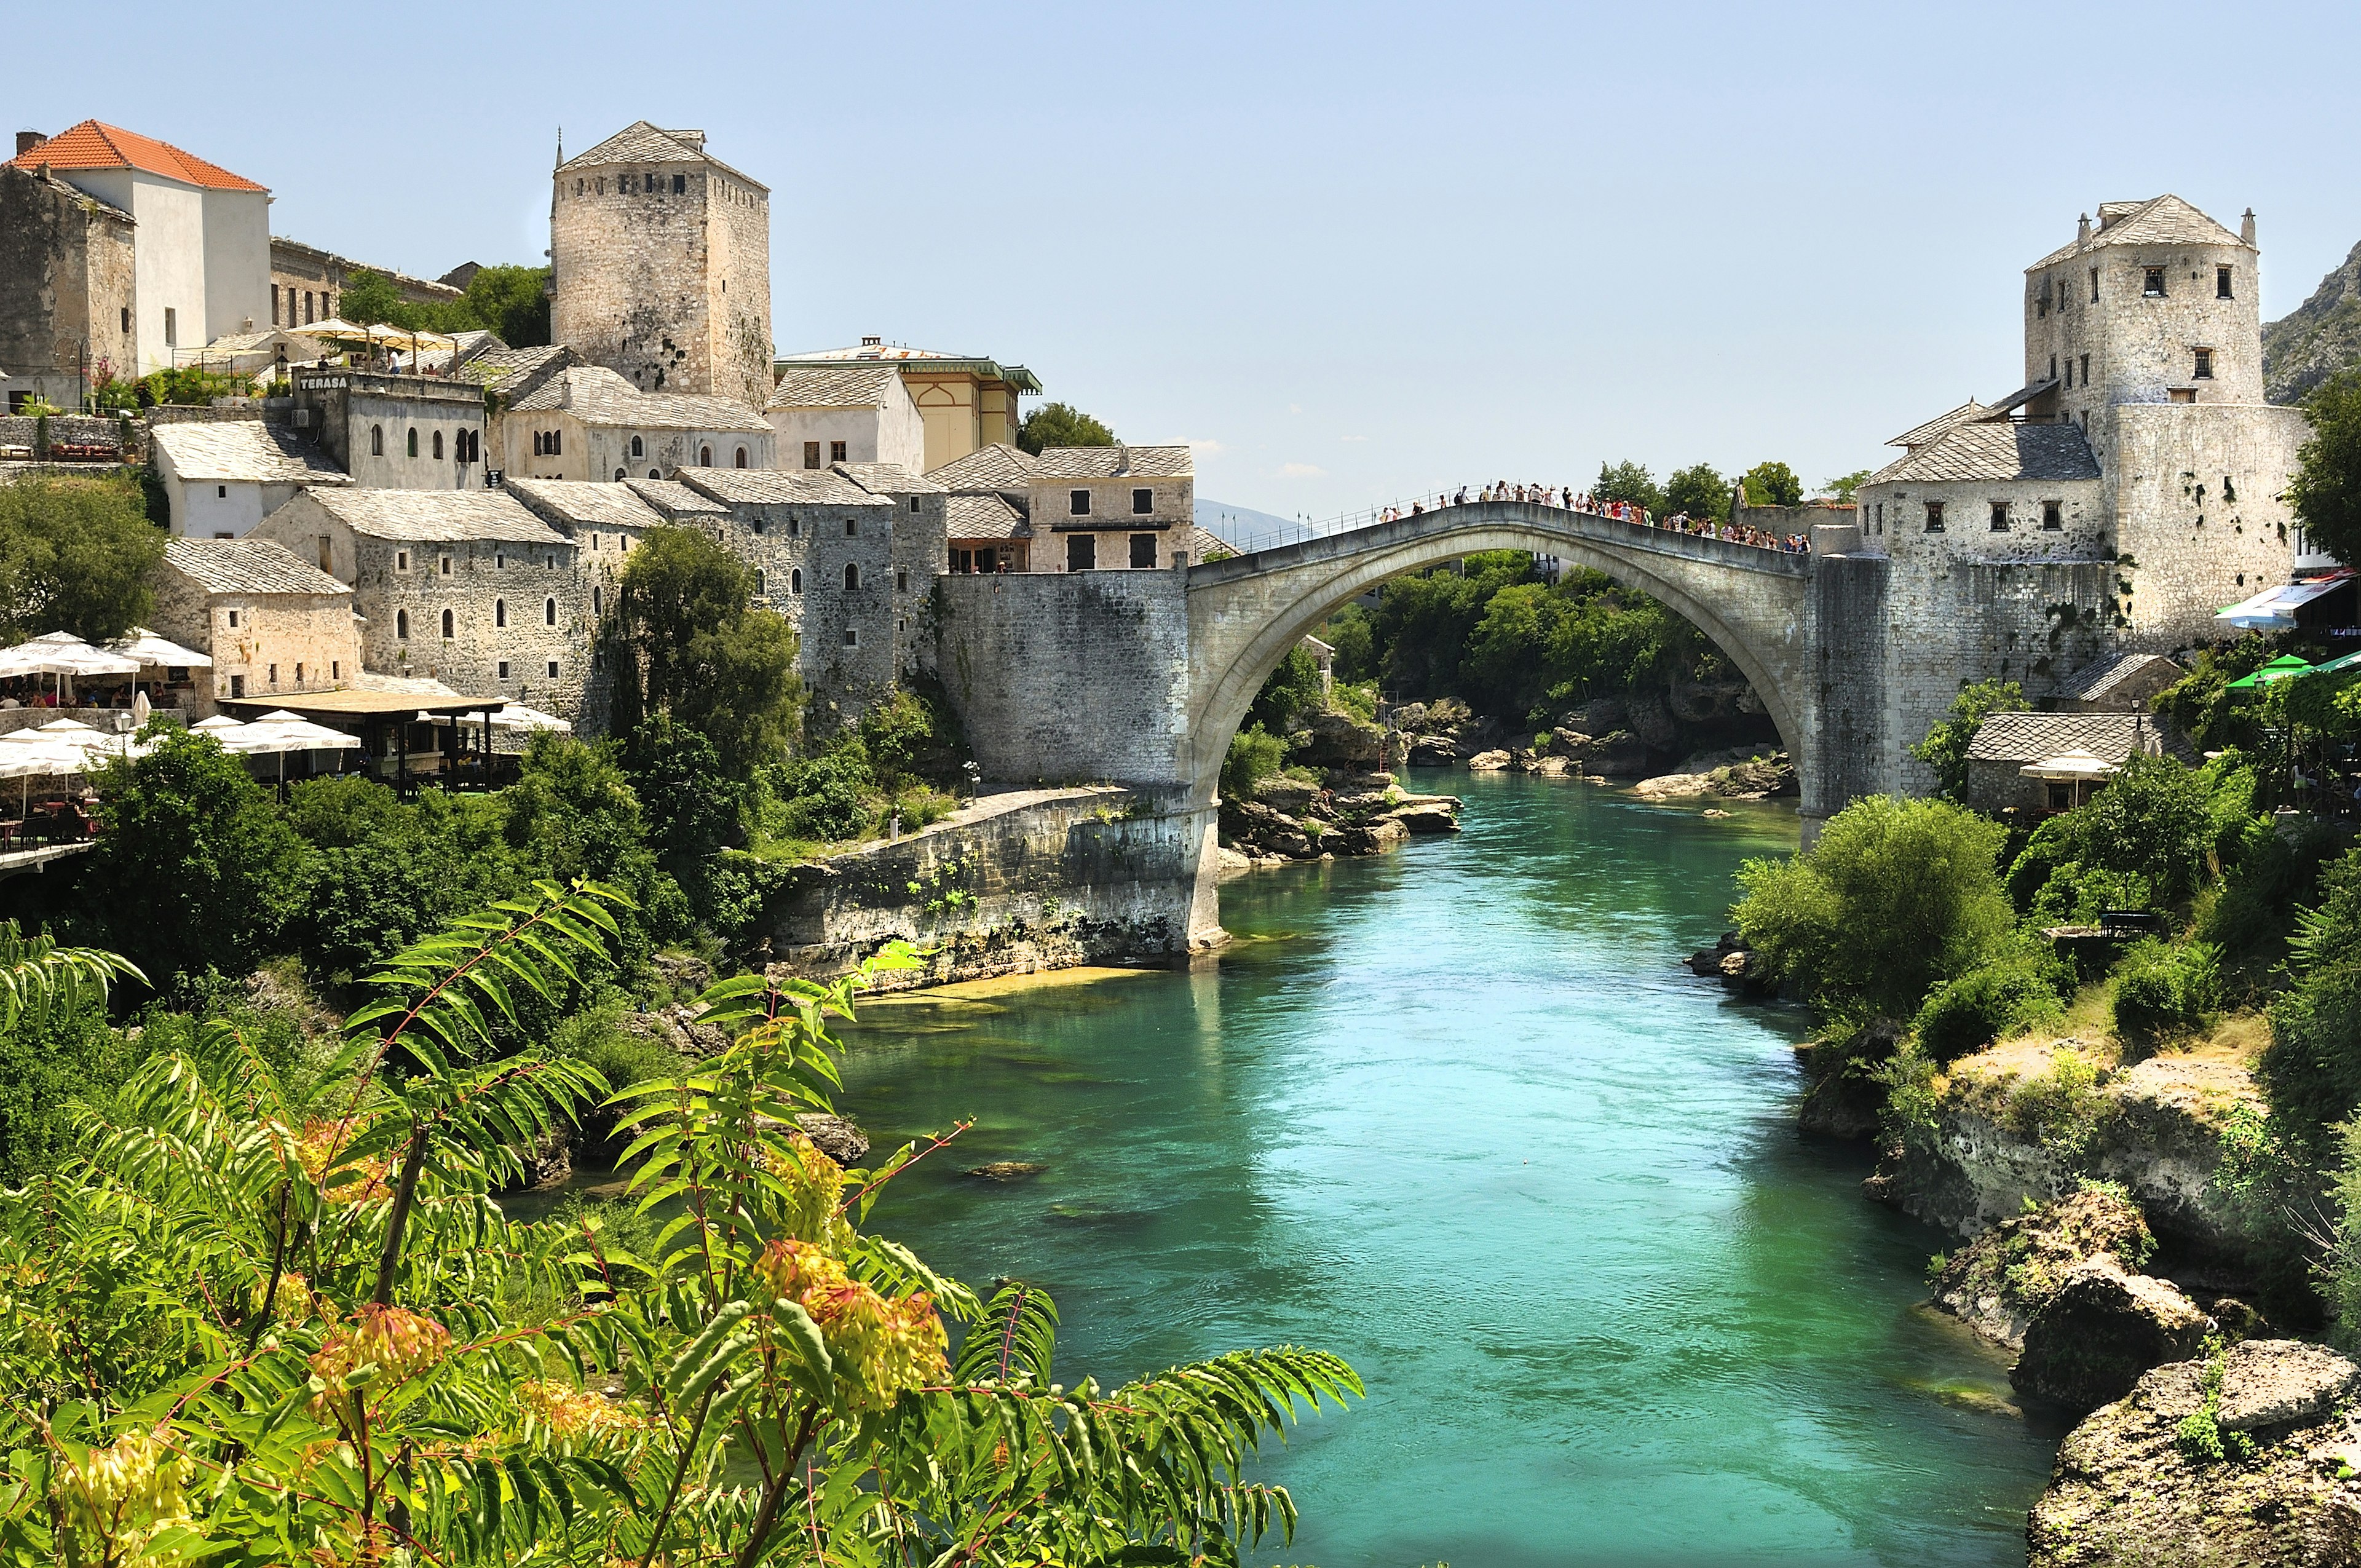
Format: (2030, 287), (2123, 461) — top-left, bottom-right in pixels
(1183, 501), (1816, 810)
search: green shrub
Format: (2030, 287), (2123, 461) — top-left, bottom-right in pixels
(772, 747), (873, 841)
(1221, 724), (1286, 798)
(1913, 953), (2070, 1062)
(2113, 938), (2222, 1043)
(2261, 849), (2361, 1134)
(2006, 1048), (2109, 1158)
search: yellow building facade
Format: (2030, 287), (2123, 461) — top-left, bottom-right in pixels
(772, 338), (1040, 472)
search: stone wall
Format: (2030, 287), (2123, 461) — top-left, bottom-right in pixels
(757, 785), (1209, 985)
(1806, 550), (1890, 820)
(294, 370), (484, 490)
(149, 570), (360, 715)
(2027, 225), (2263, 410)
(2104, 402), (2309, 650)
(933, 569), (1193, 788)
(0, 167), (138, 411)
(0, 414), (132, 451)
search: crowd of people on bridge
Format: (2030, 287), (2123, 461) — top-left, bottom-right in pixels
(1368, 482), (1811, 554)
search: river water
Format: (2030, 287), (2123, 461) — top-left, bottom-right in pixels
(835, 771), (2058, 1567)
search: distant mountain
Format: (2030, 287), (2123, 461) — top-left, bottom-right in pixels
(1193, 498), (1299, 548)
(2264, 239), (2361, 404)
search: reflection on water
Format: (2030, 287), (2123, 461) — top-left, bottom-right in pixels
(836, 773), (2055, 1567)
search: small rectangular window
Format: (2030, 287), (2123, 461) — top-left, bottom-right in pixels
(267, 664), (277, 687)
(845, 519), (858, 537)
(896, 568), (908, 592)
(1988, 501), (2009, 532)
(164, 306), (176, 346)
(1067, 534), (1096, 571)
(1069, 489), (1092, 517)
(2143, 266), (2166, 298)
(2042, 500), (2062, 531)
(2194, 348), (2215, 379)
(1923, 501), (1945, 533)
(1129, 533), (1158, 568)
(331, 660), (339, 679)
(439, 555), (453, 575)
(546, 660), (559, 679)
(673, 173), (686, 194)
(1132, 487), (1153, 515)
(226, 609), (240, 628)
(497, 659), (510, 679)
(229, 674), (244, 698)
(2080, 353), (2090, 387)
(2217, 265), (2234, 299)
(803, 441), (821, 470)
(2089, 267), (2099, 302)
(829, 440), (847, 463)
(397, 550), (409, 571)
(842, 628), (858, 647)
(216, 485), (227, 499)
(121, 306), (130, 333)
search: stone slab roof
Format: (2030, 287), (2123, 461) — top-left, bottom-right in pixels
(558, 121), (767, 192)
(2028, 195), (2250, 271)
(504, 478), (666, 533)
(623, 478), (729, 518)
(681, 470), (887, 508)
(946, 493), (1027, 540)
(9, 119), (265, 192)
(301, 486), (568, 546)
(460, 344), (574, 402)
(2063, 651), (2185, 706)
(1888, 400), (1993, 449)
(927, 442), (1039, 491)
(1866, 422), (2100, 485)
(1964, 711), (2172, 766)
(766, 365), (903, 410)
(163, 537), (347, 597)
(151, 420), (350, 486)
(1032, 444), (1194, 480)
(510, 365), (770, 432)
(834, 462), (943, 496)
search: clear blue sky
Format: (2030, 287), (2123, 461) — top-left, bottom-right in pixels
(30, 1), (2360, 515)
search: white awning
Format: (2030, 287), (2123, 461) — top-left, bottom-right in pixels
(2020, 748), (2119, 781)
(2217, 572), (2354, 630)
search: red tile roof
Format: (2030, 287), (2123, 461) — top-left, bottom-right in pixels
(6, 121), (266, 192)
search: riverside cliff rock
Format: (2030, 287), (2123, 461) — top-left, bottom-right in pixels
(1929, 1187), (2156, 1351)
(2011, 1254), (2211, 1415)
(2028, 1340), (2361, 1568)
(1219, 770), (1460, 866)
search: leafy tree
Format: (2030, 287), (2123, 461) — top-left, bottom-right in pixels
(459, 263), (550, 346)
(1319, 603), (1377, 683)
(1016, 401), (1117, 454)
(1909, 678), (2025, 801)
(0, 922), (144, 1181)
(1374, 550), (1538, 699)
(622, 715), (742, 919)
(1741, 460), (1804, 508)
(1221, 723), (1286, 796)
(1248, 644), (1327, 735)
(1592, 459), (1664, 516)
(2263, 848), (2361, 1136)
(77, 729), (306, 990)
(2289, 368), (2361, 567)
(771, 745), (874, 841)
(1734, 794), (2014, 1021)
(1664, 462), (1732, 522)
(1823, 469), (1873, 503)
(610, 526), (804, 778)
(0, 473), (164, 643)
(336, 267), (405, 327)
(856, 683), (970, 791)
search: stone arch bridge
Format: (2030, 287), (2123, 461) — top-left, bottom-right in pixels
(935, 499), (1883, 949)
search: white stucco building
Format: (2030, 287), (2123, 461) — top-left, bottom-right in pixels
(149, 418), (350, 537)
(766, 364), (926, 472)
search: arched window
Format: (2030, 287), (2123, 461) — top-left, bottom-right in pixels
(630, 435), (644, 457)
(843, 562), (860, 591)
(396, 609), (409, 639)
(371, 425), (384, 456)
(407, 429), (419, 458)
(494, 599), (507, 628)
(544, 597), (557, 626)
(432, 430), (444, 460)
(534, 432), (544, 456)
(440, 608), (454, 639)
(699, 446), (712, 467)
(789, 568), (802, 595)
(735, 446), (748, 469)
(647, 469), (660, 480)
(614, 467), (625, 481)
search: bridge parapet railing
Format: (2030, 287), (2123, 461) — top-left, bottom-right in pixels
(1203, 487), (1818, 561)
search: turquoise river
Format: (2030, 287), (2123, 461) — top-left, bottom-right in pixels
(834, 770), (2060, 1566)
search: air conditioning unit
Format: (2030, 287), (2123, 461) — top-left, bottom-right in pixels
(292, 408), (311, 428)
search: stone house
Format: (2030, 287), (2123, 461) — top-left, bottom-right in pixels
(1962, 710), (2180, 816)
(551, 123), (772, 411)
(256, 487), (587, 715)
(461, 343), (575, 420)
(1027, 445), (1198, 571)
(943, 493), (1030, 574)
(266, 236), (459, 333)
(774, 338), (1040, 472)
(151, 536), (361, 715)
(767, 365), (926, 473)
(292, 368), (486, 489)
(503, 478), (670, 731)
(2058, 651), (2184, 713)
(149, 418), (350, 537)
(497, 365), (773, 483)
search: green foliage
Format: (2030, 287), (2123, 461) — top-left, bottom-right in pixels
(2112, 938), (2223, 1044)
(457, 263), (552, 346)
(1908, 678), (2024, 801)
(1591, 459), (1663, 516)
(609, 525), (804, 778)
(335, 267), (405, 328)
(2154, 638), (2280, 753)
(769, 745), (876, 842)
(2262, 848), (2361, 1134)
(1319, 603), (1377, 682)
(1016, 401), (1117, 454)
(2175, 1338), (2256, 1463)
(622, 716), (742, 885)
(2006, 1047), (2109, 1158)
(2289, 368), (2361, 568)
(136, 363), (245, 408)
(1733, 794), (2013, 1021)
(1913, 950), (2071, 1062)
(0, 909), (1360, 1566)
(2007, 755), (2257, 922)
(0, 922), (146, 1181)
(0, 473), (164, 643)
(1872, 1036), (1944, 1146)
(1741, 459), (1804, 507)
(1249, 644), (1327, 735)
(857, 682), (971, 793)
(1222, 723), (1287, 798)
(1664, 462), (1731, 522)
(1824, 469), (1873, 503)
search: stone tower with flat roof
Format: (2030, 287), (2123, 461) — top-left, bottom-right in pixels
(550, 122), (772, 411)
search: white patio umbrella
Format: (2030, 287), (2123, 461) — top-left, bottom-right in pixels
(2021, 748), (2119, 808)
(108, 627), (212, 669)
(232, 710), (360, 782)
(0, 739), (91, 818)
(0, 633), (141, 703)
(488, 704), (571, 734)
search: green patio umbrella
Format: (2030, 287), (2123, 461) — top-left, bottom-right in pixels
(2225, 654), (2316, 691)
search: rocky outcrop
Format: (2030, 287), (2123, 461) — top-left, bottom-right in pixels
(1633, 751), (1797, 801)
(618, 1005), (727, 1059)
(794, 1114), (870, 1166)
(2264, 238), (2361, 405)
(2028, 1340), (2361, 1568)
(1289, 708), (1385, 770)
(1467, 749), (1511, 770)
(1684, 931), (1760, 984)
(1219, 771), (1460, 866)
(1387, 698), (1503, 766)
(2011, 1254), (2211, 1415)
(1929, 1187), (2156, 1351)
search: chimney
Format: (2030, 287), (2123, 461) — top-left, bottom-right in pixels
(14, 130), (42, 157)
(2077, 212), (2091, 246)
(861, 335), (882, 347)
(2242, 208), (2257, 247)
